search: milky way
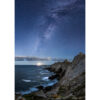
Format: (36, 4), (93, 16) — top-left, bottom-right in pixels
(15, 0), (85, 59)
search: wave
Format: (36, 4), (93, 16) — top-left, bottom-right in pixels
(22, 79), (31, 82)
(42, 77), (49, 81)
(19, 87), (38, 95)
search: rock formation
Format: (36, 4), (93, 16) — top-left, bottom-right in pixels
(46, 52), (85, 100)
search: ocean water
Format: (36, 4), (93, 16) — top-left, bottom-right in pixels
(15, 65), (57, 95)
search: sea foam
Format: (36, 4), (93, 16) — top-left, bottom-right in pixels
(22, 79), (31, 82)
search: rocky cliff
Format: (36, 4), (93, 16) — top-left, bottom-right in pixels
(16, 53), (85, 100)
(45, 52), (85, 100)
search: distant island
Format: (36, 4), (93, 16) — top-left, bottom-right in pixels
(16, 52), (85, 100)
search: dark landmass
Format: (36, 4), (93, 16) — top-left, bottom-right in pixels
(16, 52), (85, 100)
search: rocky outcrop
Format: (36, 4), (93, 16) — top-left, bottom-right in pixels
(46, 52), (85, 100)
(16, 52), (85, 100)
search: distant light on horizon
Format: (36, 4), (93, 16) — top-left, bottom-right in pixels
(36, 62), (44, 66)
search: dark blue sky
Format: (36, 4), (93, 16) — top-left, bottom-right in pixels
(15, 0), (85, 59)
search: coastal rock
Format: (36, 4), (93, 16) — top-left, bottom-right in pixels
(49, 74), (59, 80)
(22, 90), (47, 100)
(36, 86), (44, 90)
(46, 52), (85, 100)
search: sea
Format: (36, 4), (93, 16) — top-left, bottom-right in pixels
(15, 65), (58, 95)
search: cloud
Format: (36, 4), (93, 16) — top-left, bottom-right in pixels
(15, 56), (64, 61)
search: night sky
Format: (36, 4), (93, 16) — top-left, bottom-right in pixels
(15, 0), (85, 59)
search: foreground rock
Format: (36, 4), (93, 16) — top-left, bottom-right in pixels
(16, 52), (85, 100)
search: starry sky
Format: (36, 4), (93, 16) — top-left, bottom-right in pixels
(15, 0), (85, 59)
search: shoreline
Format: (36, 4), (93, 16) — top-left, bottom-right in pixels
(15, 65), (58, 95)
(16, 53), (85, 100)
(15, 79), (58, 95)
